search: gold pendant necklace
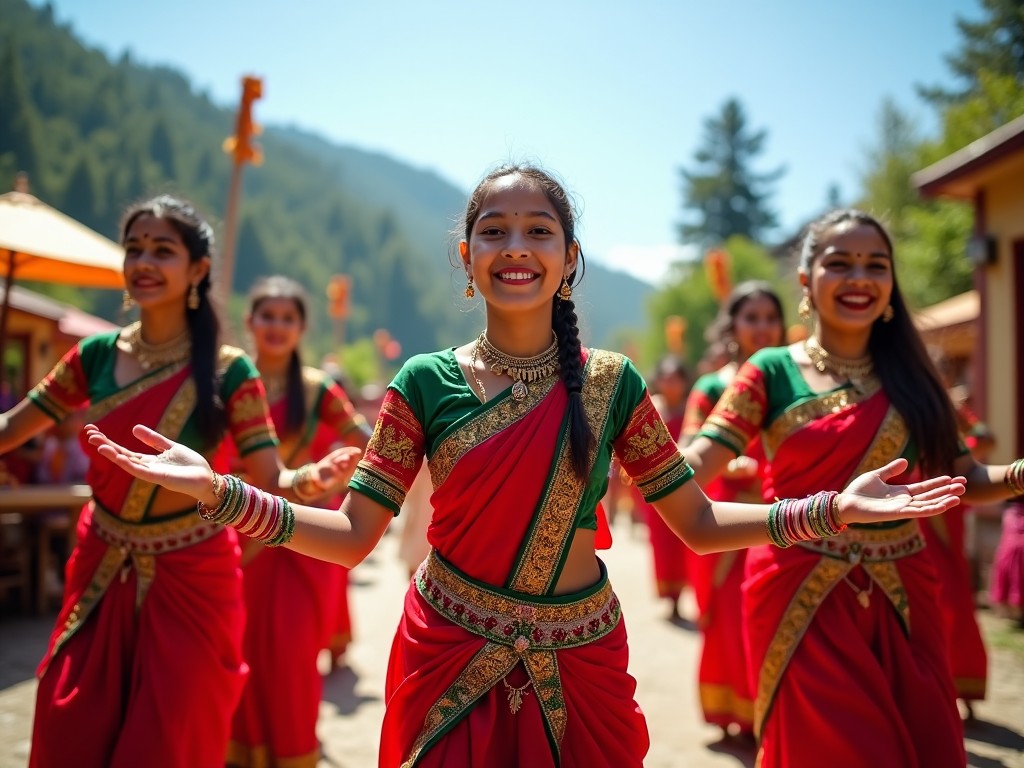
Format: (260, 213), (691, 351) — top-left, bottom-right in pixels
(475, 332), (559, 403)
(119, 321), (191, 370)
(803, 336), (874, 389)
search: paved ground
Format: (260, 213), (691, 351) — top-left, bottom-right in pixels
(1, 517), (1023, 767)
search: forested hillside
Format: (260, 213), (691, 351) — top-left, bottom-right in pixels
(0, 0), (653, 363)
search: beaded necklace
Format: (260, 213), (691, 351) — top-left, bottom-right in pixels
(118, 321), (191, 371)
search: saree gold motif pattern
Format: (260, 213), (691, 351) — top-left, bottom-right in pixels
(401, 641), (520, 768)
(84, 360), (189, 424)
(763, 379), (881, 459)
(701, 372), (766, 456)
(120, 378), (197, 522)
(30, 358), (84, 421)
(754, 557), (851, 737)
(409, 552), (619, 764)
(509, 350), (625, 596)
(352, 394), (425, 509)
(417, 552), (620, 651)
(42, 505), (227, 672)
(863, 561), (911, 633)
(618, 413), (673, 464)
(844, 405), (909, 485)
(428, 375), (559, 489)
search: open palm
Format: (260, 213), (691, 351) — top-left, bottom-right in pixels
(86, 424), (217, 504)
(840, 458), (966, 525)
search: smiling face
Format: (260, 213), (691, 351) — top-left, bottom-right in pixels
(801, 220), (893, 336)
(732, 293), (785, 359)
(460, 174), (578, 315)
(122, 214), (209, 312)
(247, 295), (306, 359)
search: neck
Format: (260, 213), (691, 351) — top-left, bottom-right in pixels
(483, 306), (556, 356)
(256, 353), (292, 378)
(814, 325), (871, 359)
(138, 309), (188, 345)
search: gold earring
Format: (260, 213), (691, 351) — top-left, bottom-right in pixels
(558, 276), (573, 301)
(882, 304), (894, 323)
(122, 290), (134, 311)
(187, 283), (200, 310)
(465, 275), (475, 299)
(798, 295), (812, 321)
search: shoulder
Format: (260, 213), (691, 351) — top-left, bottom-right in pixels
(391, 350), (458, 389)
(746, 345), (792, 376)
(216, 344), (260, 382)
(692, 371), (724, 395)
(300, 365), (331, 388)
(217, 344), (250, 369)
(78, 327), (121, 358)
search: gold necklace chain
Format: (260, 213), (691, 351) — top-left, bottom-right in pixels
(119, 321), (191, 371)
(472, 332), (560, 403)
(803, 336), (874, 383)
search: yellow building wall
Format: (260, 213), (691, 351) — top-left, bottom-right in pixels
(982, 172), (1024, 463)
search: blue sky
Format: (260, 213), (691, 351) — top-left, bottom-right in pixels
(35, 0), (978, 283)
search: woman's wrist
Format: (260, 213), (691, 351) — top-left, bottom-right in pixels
(1005, 458), (1024, 496)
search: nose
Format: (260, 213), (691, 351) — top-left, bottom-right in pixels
(500, 231), (529, 258)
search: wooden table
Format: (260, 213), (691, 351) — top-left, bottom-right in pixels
(1, 484), (91, 614)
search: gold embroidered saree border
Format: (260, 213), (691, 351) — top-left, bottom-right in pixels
(762, 379), (880, 459)
(844, 404), (909, 485)
(400, 642), (519, 768)
(428, 375), (559, 490)
(509, 350), (625, 595)
(85, 360), (189, 424)
(754, 557), (851, 737)
(120, 378), (197, 522)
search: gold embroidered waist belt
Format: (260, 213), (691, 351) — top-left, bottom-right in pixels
(92, 503), (223, 555)
(796, 519), (925, 563)
(416, 550), (620, 653)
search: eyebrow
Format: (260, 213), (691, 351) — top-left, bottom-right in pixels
(477, 210), (557, 222)
(821, 246), (891, 259)
(125, 235), (180, 245)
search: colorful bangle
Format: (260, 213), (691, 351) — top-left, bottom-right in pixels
(195, 474), (295, 547)
(1005, 458), (1024, 497)
(766, 491), (846, 548)
(291, 462), (325, 503)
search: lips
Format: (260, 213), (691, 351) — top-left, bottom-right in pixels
(835, 293), (874, 310)
(495, 270), (540, 284)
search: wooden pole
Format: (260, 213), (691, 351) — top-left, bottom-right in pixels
(218, 160), (244, 311)
(0, 255), (17, 379)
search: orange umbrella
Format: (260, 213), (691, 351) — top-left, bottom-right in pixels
(0, 190), (125, 368)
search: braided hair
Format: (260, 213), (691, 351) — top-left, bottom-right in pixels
(120, 195), (224, 449)
(800, 209), (960, 475)
(461, 165), (595, 478)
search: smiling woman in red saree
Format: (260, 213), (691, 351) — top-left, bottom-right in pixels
(350, 347), (693, 767)
(698, 349), (964, 766)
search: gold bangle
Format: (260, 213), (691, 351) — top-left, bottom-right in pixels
(291, 463), (322, 502)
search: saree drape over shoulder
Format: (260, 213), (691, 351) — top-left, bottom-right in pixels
(348, 348), (694, 768)
(681, 369), (759, 733)
(26, 330), (276, 768)
(227, 367), (368, 768)
(698, 347), (965, 768)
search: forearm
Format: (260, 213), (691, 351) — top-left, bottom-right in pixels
(962, 459), (1024, 504)
(284, 502), (385, 568)
(670, 498), (774, 554)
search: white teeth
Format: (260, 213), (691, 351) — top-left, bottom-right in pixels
(498, 272), (536, 281)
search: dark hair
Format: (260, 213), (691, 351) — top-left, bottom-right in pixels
(248, 276), (308, 439)
(653, 355), (691, 386)
(120, 195), (224, 449)
(800, 209), (960, 475)
(704, 280), (786, 359)
(460, 164), (594, 478)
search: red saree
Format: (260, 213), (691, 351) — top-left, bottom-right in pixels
(226, 367), (367, 768)
(635, 412), (691, 602)
(348, 348), (694, 767)
(682, 372), (756, 733)
(27, 334), (276, 768)
(700, 349), (965, 768)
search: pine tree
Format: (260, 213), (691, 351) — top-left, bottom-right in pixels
(679, 98), (784, 245)
(919, 0), (1024, 104)
(0, 42), (44, 192)
(149, 117), (177, 182)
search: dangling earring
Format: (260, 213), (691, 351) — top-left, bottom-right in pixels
(187, 283), (200, 310)
(882, 304), (894, 323)
(726, 339), (740, 359)
(464, 275), (475, 299)
(558, 276), (573, 301)
(798, 295), (812, 322)
(122, 290), (135, 311)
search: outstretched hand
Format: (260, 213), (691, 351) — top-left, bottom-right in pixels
(310, 445), (363, 496)
(86, 424), (217, 506)
(838, 458), (966, 525)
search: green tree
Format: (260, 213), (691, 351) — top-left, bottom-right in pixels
(679, 98), (784, 245)
(645, 236), (790, 367)
(919, 0), (1024, 105)
(61, 154), (101, 230)
(0, 42), (44, 191)
(148, 117), (177, 182)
